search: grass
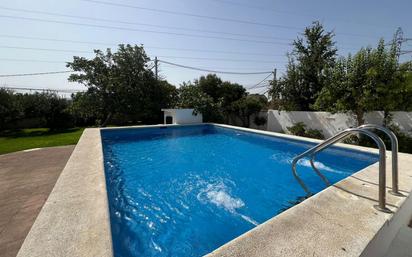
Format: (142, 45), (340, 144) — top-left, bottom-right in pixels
(0, 127), (85, 155)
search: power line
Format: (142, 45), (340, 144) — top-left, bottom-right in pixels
(0, 44), (286, 57)
(79, 0), (380, 39)
(1, 85), (84, 93)
(159, 64), (274, 71)
(147, 47), (285, 57)
(0, 58), (65, 64)
(0, 56), (284, 65)
(0, 6), (294, 42)
(0, 34), (360, 55)
(158, 60), (272, 75)
(0, 34), (117, 46)
(0, 45), (92, 54)
(246, 73), (273, 89)
(0, 70), (72, 78)
(245, 82), (270, 90)
(157, 55), (283, 63)
(0, 64), (275, 80)
(205, 0), (392, 31)
(79, 0), (301, 30)
(258, 88), (270, 95)
(0, 15), (292, 46)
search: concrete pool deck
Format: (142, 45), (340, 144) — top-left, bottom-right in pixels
(15, 124), (412, 257)
(0, 145), (74, 257)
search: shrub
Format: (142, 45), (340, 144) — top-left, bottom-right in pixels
(356, 124), (412, 154)
(0, 88), (22, 130)
(306, 128), (325, 139)
(254, 116), (267, 126)
(287, 122), (306, 137)
(0, 90), (74, 130)
(287, 122), (324, 139)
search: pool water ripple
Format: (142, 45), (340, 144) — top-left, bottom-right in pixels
(102, 125), (378, 257)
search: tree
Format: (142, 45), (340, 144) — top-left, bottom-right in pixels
(176, 81), (221, 122)
(196, 74), (224, 102)
(17, 92), (73, 129)
(231, 94), (268, 127)
(314, 49), (375, 125)
(0, 89), (22, 130)
(176, 74), (247, 123)
(0, 90), (73, 130)
(67, 44), (176, 126)
(69, 91), (103, 125)
(269, 57), (301, 110)
(219, 81), (247, 117)
(314, 39), (412, 126)
(270, 21), (337, 110)
(371, 47), (412, 124)
(194, 74), (246, 111)
(45, 94), (73, 129)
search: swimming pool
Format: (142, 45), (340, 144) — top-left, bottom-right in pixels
(101, 124), (378, 257)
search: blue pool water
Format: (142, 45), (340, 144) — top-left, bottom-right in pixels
(101, 125), (378, 257)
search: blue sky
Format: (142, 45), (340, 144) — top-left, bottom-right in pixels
(0, 0), (411, 95)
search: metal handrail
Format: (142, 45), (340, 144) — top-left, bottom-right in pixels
(308, 124), (400, 195)
(291, 128), (389, 212)
(358, 124), (400, 195)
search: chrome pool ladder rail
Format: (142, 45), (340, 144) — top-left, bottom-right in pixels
(308, 124), (400, 195)
(291, 126), (396, 212)
(358, 124), (400, 196)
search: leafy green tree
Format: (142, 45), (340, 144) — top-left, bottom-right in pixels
(231, 94), (268, 127)
(69, 91), (103, 125)
(17, 92), (52, 120)
(219, 81), (247, 114)
(176, 74), (247, 122)
(67, 44), (176, 126)
(0, 89), (22, 130)
(314, 49), (375, 125)
(176, 81), (221, 122)
(196, 74), (224, 102)
(314, 39), (411, 125)
(0, 90), (73, 130)
(45, 94), (73, 129)
(17, 92), (72, 129)
(195, 74), (246, 109)
(270, 21), (337, 110)
(269, 57), (301, 110)
(374, 59), (412, 124)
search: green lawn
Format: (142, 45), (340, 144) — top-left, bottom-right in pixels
(0, 128), (85, 155)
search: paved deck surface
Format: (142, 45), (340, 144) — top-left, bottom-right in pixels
(0, 146), (74, 257)
(385, 225), (412, 257)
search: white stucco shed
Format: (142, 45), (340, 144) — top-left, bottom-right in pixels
(161, 108), (203, 124)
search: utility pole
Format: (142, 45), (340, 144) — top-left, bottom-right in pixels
(395, 27), (404, 62)
(391, 28), (412, 62)
(270, 68), (277, 100)
(154, 56), (158, 80)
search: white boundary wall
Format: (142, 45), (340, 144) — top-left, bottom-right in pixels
(162, 109), (203, 124)
(267, 110), (412, 137)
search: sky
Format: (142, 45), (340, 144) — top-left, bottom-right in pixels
(0, 0), (411, 96)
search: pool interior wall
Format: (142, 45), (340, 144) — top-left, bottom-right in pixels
(101, 124), (379, 257)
